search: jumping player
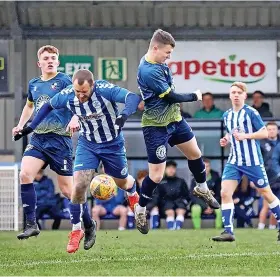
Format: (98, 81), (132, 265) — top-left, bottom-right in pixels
(135, 29), (220, 234)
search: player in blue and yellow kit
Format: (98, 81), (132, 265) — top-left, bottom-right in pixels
(135, 29), (220, 234)
(13, 46), (94, 250)
(14, 69), (141, 253)
(212, 82), (280, 242)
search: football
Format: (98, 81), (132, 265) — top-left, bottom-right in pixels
(90, 174), (116, 200)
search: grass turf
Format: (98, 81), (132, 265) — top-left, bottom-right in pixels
(0, 229), (280, 276)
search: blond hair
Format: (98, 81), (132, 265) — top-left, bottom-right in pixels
(231, 81), (247, 93)
(37, 45), (59, 59)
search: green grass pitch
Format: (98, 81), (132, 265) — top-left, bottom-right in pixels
(0, 229), (280, 276)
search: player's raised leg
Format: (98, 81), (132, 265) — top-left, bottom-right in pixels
(175, 137), (220, 209)
(17, 155), (45, 240)
(112, 175), (139, 213)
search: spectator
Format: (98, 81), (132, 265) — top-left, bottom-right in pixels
(233, 176), (256, 228)
(194, 92), (223, 119)
(92, 187), (127, 231)
(34, 170), (62, 230)
(259, 122), (280, 229)
(252, 90), (273, 118)
(154, 160), (191, 230)
(127, 169), (159, 229)
(180, 103), (192, 119)
(190, 158), (222, 229)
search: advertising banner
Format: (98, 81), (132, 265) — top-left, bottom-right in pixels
(168, 41), (277, 93)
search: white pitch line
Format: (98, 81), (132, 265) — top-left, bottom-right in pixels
(1, 251), (280, 268)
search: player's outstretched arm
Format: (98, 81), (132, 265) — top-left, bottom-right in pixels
(13, 103), (53, 141)
(162, 89), (202, 103)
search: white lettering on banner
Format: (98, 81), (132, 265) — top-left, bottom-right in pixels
(167, 41), (277, 93)
(65, 63), (91, 75)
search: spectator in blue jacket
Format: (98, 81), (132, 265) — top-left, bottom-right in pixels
(258, 122), (280, 229)
(34, 170), (62, 230)
(92, 186), (127, 231)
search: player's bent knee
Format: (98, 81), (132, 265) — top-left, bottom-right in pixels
(221, 189), (232, 200)
(59, 186), (71, 199)
(19, 170), (35, 184)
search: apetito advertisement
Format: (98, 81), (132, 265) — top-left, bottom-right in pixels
(168, 41), (277, 94)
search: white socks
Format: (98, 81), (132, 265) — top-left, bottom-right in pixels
(135, 203), (146, 214)
(197, 182), (208, 193)
(72, 222), (82, 231)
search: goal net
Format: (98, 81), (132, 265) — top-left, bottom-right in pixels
(0, 165), (20, 231)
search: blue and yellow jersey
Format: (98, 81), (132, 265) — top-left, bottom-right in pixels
(137, 55), (181, 127)
(27, 72), (73, 136)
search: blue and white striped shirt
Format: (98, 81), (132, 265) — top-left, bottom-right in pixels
(50, 80), (130, 143)
(224, 104), (265, 166)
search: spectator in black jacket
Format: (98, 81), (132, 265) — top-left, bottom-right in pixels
(34, 170), (62, 230)
(233, 176), (256, 228)
(252, 90), (273, 118)
(259, 122), (280, 229)
(190, 158), (222, 229)
(154, 160), (191, 230)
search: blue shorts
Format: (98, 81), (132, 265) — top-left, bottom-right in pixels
(23, 133), (73, 176)
(142, 119), (194, 164)
(222, 163), (269, 188)
(74, 135), (128, 179)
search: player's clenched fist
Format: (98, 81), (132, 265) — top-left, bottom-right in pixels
(66, 115), (80, 135)
(220, 137), (229, 147)
(12, 126), (22, 136)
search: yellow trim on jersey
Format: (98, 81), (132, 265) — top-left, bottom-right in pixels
(159, 87), (171, 98)
(40, 72), (59, 82)
(26, 98), (34, 105)
(144, 55), (158, 64)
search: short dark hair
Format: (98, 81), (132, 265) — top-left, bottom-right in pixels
(266, 121), (278, 128)
(166, 160), (177, 168)
(253, 90), (265, 97)
(72, 69), (94, 86)
(150, 29), (175, 48)
(202, 92), (213, 99)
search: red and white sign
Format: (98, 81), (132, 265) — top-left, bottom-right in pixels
(168, 41), (277, 94)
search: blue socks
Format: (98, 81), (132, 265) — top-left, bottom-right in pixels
(21, 183), (36, 224)
(82, 202), (93, 228)
(69, 202), (83, 225)
(221, 203), (235, 234)
(69, 202), (93, 228)
(188, 158), (206, 183)
(125, 182), (136, 194)
(139, 176), (158, 207)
